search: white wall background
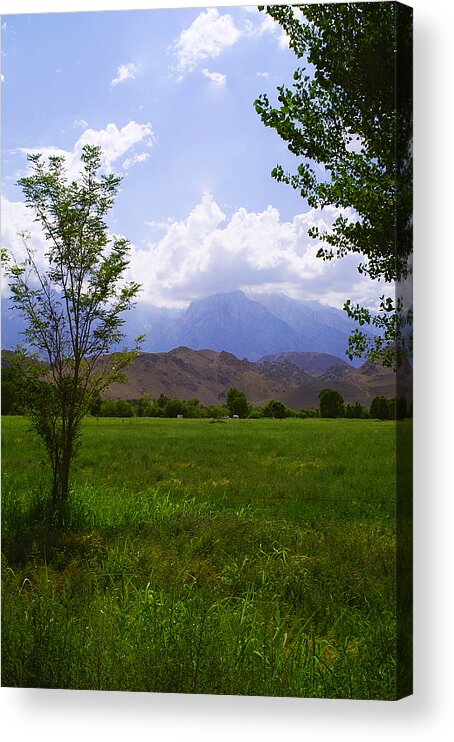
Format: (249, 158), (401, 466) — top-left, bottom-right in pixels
(1, 1), (452, 740)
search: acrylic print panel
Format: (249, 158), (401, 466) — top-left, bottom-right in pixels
(1, 2), (412, 700)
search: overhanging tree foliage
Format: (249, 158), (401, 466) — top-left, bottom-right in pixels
(255, 3), (413, 367)
(6, 145), (142, 510)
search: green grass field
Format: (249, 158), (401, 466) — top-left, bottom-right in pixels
(2, 415), (401, 698)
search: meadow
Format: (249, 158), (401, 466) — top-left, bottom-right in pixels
(2, 415), (402, 699)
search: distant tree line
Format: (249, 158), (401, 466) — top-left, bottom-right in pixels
(86, 388), (411, 421)
(1, 366), (411, 422)
(318, 388), (410, 420)
(1, 365), (411, 422)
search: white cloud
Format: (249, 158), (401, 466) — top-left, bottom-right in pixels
(2, 122), (155, 281)
(123, 151), (150, 170)
(128, 194), (381, 310)
(2, 189), (387, 313)
(254, 11), (289, 49)
(171, 8), (241, 78)
(201, 68), (226, 85)
(74, 118), (88, 128)
(76, 122), (153, 171)
(111, 62), (140, 87)
(257, 71), (270, 79)
(170, 7), (289, 80)
(18, 121), (154, 179)
(1, 196), (50, 289)
(241, 6), (289, 49)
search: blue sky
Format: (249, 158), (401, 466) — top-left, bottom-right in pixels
(1, 3), (384, 310)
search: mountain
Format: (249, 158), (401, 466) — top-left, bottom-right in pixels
(2, 290), (369, 364)
(103, 347), (407, 409)
(258, 351), (354, 374)
(176, 291), (304, 360)
(249, 292), (364, 363)
(104, 346), (302, 407)
(128, 291), (367, 363)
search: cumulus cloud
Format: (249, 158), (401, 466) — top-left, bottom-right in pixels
(2, 122), (155, 281)
(257, 13), (289, 48)
(1, 196), (50, 292)
(111, 62), (140, 87)
(123, 151), (150, 170)
(127, 194), (382, 310)
(76, 121), (153, 171)
(18, 121), (154, 180)
(171, 8), (241, 78)
(2, 189), (387, 313)
(201, 68), (226, 85)
(170, 7), (290, 81)
(242, 6), (289, 49)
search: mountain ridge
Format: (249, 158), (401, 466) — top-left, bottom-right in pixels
(103, 346), (406, 409)
(2, 290), (371, 366)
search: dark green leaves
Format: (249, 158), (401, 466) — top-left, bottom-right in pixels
(255, 4), (413, 367)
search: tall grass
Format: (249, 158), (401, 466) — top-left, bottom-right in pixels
(1, 416), (400, 698)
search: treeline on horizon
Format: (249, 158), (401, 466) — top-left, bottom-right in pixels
(2, 363), (410, 421)
(94, 392), (409, 421)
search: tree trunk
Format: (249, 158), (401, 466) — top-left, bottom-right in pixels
(51, 433), (74, 512)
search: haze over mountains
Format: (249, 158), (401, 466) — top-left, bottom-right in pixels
(2, 290), (363, 363)
(120, 290), (366, 364)
(1, 289), (408, 409)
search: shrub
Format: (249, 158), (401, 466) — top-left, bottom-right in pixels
(319, 388), (344, 418)
(344, 402), (369, 419)
(370, 396), (393, 420)
(262, 400), (287, 419)
(100, 399), (135, 418)
(226, 388), (249, 418)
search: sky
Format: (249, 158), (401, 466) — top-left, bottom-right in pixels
(1, 3), (387, 311)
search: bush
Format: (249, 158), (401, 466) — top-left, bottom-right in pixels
(164, 398), (187, 418)
(1, 363), (25, 415)
(319, 388), (344, 418)
(299, 408), (319, 419)
(226, 388), (249, 418)
(262, 400), (288, 419)
(370, 396), (393, 420)
(344, 402), (369, 419)
(100, 399), (135, 418)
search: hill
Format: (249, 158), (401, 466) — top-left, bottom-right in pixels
(258, 351), (353, 374)
(104, 347), (406, 409)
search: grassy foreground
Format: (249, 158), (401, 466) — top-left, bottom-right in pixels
(2, 416), (399, 698)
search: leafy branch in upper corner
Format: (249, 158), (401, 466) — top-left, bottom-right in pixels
(255, 3), (413, 367)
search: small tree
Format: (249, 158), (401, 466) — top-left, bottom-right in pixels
(100, 399), (135, 418)
(164, 398), (187, 418)
(262, 399), (287, 419)
(6, 145), (142, 513)
(344, 401), (368, 419)
(1, 356), (25, 415)
(370, 395), (392, 420)
(226, 387), (249, 418)
(135, 393), (153, 417)
(319, 388), (344, 418)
